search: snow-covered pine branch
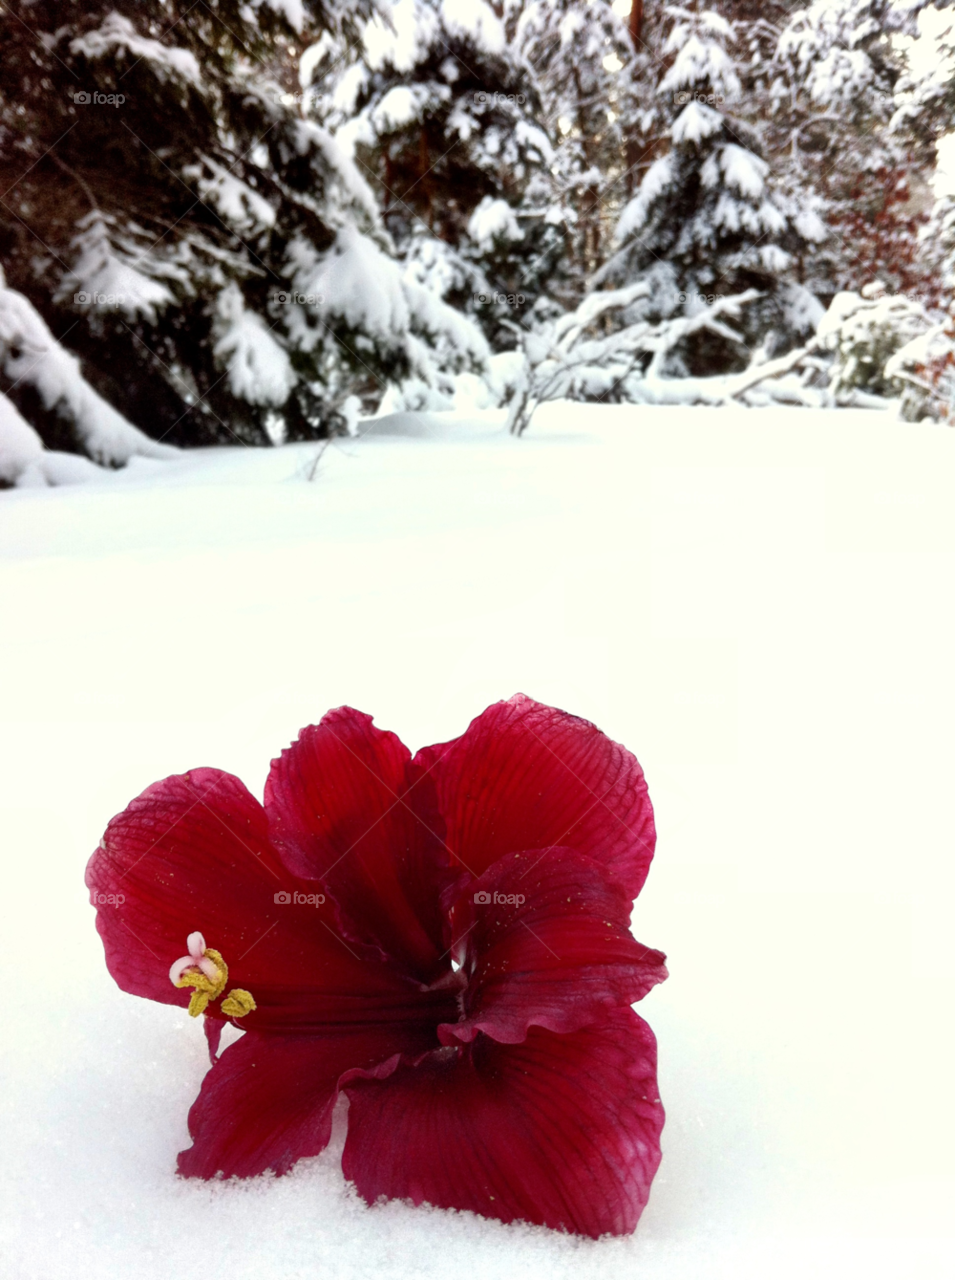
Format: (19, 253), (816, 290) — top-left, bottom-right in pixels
(0, 0), (488, 456)
(303, 0), (563, 351)
(0, 269), (176, 486)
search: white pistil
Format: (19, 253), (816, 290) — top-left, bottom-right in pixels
(168, 930), (220, 985)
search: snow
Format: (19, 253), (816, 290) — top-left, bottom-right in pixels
(439, 0), (506, 53)
(0, 269), (177, 474)
(305, 226), (412, 338)
(1, 404), (953, 1279)
(362, 0), (438, 73)
(291, 122), (381, 226)
(297, 226), (488, 366)
(252, 0), (306, 32)
(59, 213), (176, 323)
(717, 145), (767, 199)
(614, 156), (675, 242)
(660, 30), (741, 102)
(671, 101), (725, 145)
(71, 12), (202, 88)
(933, 132), (955, 201)
(193, 161), (277, 236)
(467, 197), (524, 248)
(372, 84), (425, 129)
(0, 390), (43, 482)
(213, 284), (296, 408)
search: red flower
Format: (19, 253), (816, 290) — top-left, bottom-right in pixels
(86, 695), (667, 1237)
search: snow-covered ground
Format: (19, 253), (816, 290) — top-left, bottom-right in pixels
(1, 403), (953, 1280)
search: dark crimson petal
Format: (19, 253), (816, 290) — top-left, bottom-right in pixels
(85, 769), (457, 1035)
(342, 1009), (664, 1238)
(439, 848), (667, 1046)
(265, 707), (455, 981)
(414, 695), (656, 899)
(204, 1016), (223, 1065)
(178, 1026), (424, 1178)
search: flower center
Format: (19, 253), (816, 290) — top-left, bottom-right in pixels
(168, 930), (257, 1020)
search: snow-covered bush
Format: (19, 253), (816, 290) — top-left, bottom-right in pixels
(503, 284), (832, 433)
(885, 322), (955, 421)
(816, 284), (934, 404)
(0, 1), (488, 458)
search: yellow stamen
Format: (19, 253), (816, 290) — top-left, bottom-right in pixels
(220, 988), (257, 1017)
(173, 946), (257, 1020)
(174, 947), (228, 1018)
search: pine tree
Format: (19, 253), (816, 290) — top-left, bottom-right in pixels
(768, 0), (937, 301)
(0, 0), (487, 469)
(593, 5), (825, 375)
(514, 0), (636, 282)
(304, 0), (563, 350)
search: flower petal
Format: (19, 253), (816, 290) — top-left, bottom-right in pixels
(439, 848), (667, 1045)
(203, 1015), (224, 1065)
(265, 707), (455, 981)
(342, 1009), (664, 1237)
(85, 768), (457, 1034)
(414, 695), (656, 899)
(178, 1025), (426, 1178)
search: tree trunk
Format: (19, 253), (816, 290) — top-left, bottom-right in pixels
(629, 0), (643, 48)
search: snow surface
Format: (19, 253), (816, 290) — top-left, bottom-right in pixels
(1, 404), (954, 1279)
